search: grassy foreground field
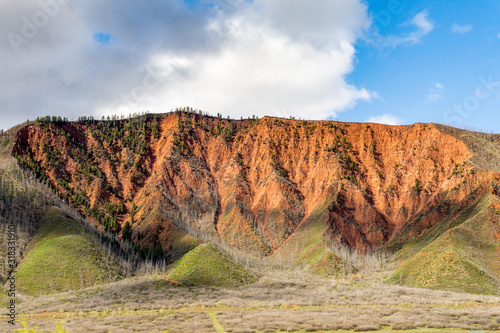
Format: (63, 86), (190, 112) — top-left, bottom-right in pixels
(2, 269), (500, 332)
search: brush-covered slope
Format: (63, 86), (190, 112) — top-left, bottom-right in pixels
(434, 123), (500, 172)
(17, 206), (121, 295)
(0, 123), (53, 285)
(388, 195), (500, 295)
(11, 111), (497, 268)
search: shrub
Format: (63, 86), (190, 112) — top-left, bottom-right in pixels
(392, 322), (416, 330)
(355, 324), (381, 331)
(279, 169), (286, 178)
(413, 178), (421, 194)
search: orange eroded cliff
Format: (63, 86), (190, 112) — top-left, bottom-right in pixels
(12, 112), (496, 259)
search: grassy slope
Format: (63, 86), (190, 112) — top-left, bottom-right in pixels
(135, 203), (201, 261)
(387, 192), (487, 262)
(17, 206), (121, 295)
(271, 203), (340, 275)
(388, 195), (500, 295)
(166, 243), (256, 287)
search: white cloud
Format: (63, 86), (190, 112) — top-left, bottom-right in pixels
(451, 23), (472, 34)
(427, 82), (444, 102)
(411, 12), (434, 34)
(0, 0), (375, 129)
(102, 0), (376, 120)
(367, 114), (402, 125)
(364, 11), (434, 48)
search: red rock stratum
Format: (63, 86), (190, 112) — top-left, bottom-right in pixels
(12, 112), (498, 262)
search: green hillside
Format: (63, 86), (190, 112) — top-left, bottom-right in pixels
(388, 195), (500, 295)
(271, 203), (339, 275)
(166, 243), (256, 287)
(17, 206), (122, 295)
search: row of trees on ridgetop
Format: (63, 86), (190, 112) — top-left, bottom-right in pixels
(36, 115), (69, 124)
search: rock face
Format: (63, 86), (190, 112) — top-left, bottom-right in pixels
(11, 112), (497, 260)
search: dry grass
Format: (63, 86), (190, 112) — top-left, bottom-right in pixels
(1, 269), (500, 332)
(326, 238), (390, 275)
(434, 123), (500, 171)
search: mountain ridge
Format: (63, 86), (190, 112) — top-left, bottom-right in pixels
(10, 111), (498, 266)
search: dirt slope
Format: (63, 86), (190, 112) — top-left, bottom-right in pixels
(11, 112), (499, 263)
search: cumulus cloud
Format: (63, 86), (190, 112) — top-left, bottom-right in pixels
(0, 0), (374, 130)
(451, 23), (472, 34)
(367, 114), (402, 125)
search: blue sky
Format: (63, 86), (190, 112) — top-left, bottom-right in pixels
(94, 32), (112, 45)
(347, 0), (500, 131)
(1, 0), (500, 132)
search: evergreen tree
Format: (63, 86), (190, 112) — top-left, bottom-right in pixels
(122, 221), (132, 241)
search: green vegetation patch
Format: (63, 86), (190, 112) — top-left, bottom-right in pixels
(166, 243), (256, 287)
(218, 203), (269, 256)
(387, 193), (486, 258)
(388, 197), (500, 295)
(0, 285), (9, 308)
(272, 203), (337, 275)
(388, 239), (498, 295)
(17, 207), (121, 296)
